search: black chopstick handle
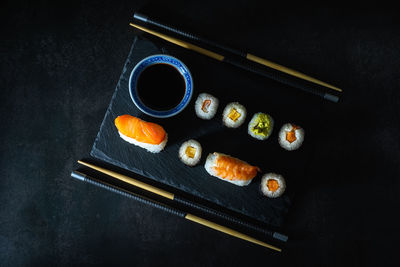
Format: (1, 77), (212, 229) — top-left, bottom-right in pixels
(223, 56), (338, 102)
(71, 171), (187, 218)
(133, 12), (247, 58)
(133, 12), (339, 102)
(174, 195), (288, 242)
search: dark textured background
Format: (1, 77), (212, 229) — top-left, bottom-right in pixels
(1, 1), (399, 266)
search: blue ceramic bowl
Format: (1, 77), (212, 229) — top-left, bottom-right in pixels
(129, 54), (193, 118)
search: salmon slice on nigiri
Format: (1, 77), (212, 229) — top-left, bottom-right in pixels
(114, 114), (168, 153)
(204, 152), (261, 186)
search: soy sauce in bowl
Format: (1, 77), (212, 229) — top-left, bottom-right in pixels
(137, 63), (186, 111)
(129, 54), (193, 118)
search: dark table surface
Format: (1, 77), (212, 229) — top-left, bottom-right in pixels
(1, 1), (399, 266)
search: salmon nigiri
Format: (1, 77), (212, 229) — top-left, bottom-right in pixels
(204, 152), (261, 186)
(115, 114), (168, 153)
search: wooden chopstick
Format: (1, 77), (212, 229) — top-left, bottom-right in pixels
(133, 12), (342, 93)
(245, 53), (342, 92)
(130, 23), (225, 61)
(77, 160), (288, 243)
(129, 22), (339, 103)
(71, 170), (282, 252)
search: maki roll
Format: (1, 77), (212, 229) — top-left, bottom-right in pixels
(114, 115), (168, 153)
(248, 112), (274, 140)
(195, 93), (219, 119)
(222, 102), (247, 128)
(204, 152), (261, 186)
(278, 123), (305, 151)
(179, 139), (202, 166)
(260, 173), (286, 198)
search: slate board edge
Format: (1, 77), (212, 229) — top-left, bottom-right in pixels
(92, 36), (135, 150)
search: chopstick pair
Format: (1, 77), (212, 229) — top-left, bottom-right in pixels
(130, 12), (342, 102)
(74, 160), (285, 252)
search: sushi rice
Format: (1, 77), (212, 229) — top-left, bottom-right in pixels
(278, 123), (305, 151)
(247, 112), (274, 140)
(118, 131), (168, 153)
(260, 173), (286, 198)
(222, 102), (247, 128)
(195, 93), (219, 119)
(179, 139), (202, 166)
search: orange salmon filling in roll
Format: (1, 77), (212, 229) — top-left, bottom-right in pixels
(267, 179), (280, 192)
(285, 124), (301, 143)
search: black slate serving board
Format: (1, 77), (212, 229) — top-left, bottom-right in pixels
(91, 36), (323, 227)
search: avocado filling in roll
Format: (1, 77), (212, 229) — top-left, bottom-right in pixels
(250, 113), (273, 137)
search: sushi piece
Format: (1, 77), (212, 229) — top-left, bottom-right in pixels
(204, 152), (261, 186)
(114, 114), (168, 153)
(278, 123), (305, 151)
(195, 93), (219, 119)
(222, 102), (247, 128)
(248, 112), (274, 140)
(179, 139), (202, 166)
(260, 173), (286, 198)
